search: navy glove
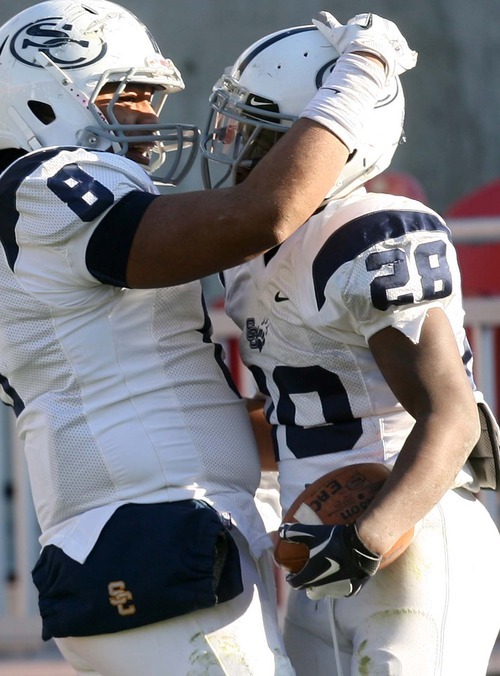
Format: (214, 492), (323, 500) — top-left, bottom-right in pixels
(279, 522), (381, 599)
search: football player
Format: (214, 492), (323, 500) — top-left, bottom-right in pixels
(201, 17), (500, 675)
(0, 1), (417, 674)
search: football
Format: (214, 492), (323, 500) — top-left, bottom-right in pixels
(273, 462), (414, 573)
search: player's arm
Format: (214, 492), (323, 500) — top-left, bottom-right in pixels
(246, 398), (277, 472)
(126, 120), (345, 288)
(358, 306), (480, 555)
(280, 307), (480, 598)
(124, 14), (416, 288)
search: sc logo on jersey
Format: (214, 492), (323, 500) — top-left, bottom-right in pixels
(10, 18), (107, 69)
(246, 318), (269, 352)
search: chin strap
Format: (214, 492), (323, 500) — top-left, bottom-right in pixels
(6, 108), (43, 151)
(35, 51), (92, 110)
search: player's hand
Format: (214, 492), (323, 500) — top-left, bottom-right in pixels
(312, 12), (418, 78)
(279, 522), (381, 599)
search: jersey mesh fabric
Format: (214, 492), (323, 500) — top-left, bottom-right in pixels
(224, 190), (478, 514)
(0, 147), (269, 562)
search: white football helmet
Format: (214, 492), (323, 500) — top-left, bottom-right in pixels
(201, 25), (405, 199)
(0, 0), (199, 184)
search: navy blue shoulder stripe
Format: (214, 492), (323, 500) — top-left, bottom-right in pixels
(312, 210), (450, 311)
(0, 148), (62, 269)
(0, 147), (107, 270)
(236, 26), (315, 76)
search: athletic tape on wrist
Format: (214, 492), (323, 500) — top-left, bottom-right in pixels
(299, 53), (386, 153)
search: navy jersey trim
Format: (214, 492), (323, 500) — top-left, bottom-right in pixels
(85, 191), (159, 287)
(0, 374), (25, 416)
(312, 210), (451, 311)
(0, 147), (122, 271)
(263, 244), (281, 266)
(199, 292), (241, 398)
(0, 148), (67, 269)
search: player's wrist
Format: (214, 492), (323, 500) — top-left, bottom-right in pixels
(299, 52), (387, 153)
(353, 52), (385, 69)
(345, 523), (382, 576)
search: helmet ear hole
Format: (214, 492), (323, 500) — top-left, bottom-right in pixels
(27, 101), (56, 125)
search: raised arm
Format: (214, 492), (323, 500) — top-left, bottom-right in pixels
(126, 14), (417, 288)
(126, 118), (347, 287)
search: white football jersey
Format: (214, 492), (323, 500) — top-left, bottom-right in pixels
(0, 147), (268, 562)
(223, 190), (480, 514)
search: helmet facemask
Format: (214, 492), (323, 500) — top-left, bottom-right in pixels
(83, 68), (199, 184)
(202, 76), (288, 189)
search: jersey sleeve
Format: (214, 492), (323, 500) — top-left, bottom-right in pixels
(314, 208), (462, 344)
(0, 147), (158, 304)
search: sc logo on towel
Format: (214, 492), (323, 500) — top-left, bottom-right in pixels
(108, 581), (136, 616)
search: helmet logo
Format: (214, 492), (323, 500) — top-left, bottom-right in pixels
(10, 18), (107, 69)
(315, 59), (338, 89)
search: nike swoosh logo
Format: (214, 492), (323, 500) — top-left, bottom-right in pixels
(320, 87), (340, 94)
(274, 292), (289, 303)
(306, 557), (340, 585)
(249, 96), (273, 107)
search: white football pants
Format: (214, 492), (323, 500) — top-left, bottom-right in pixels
(283, 488), (500, 676)
(55, 530), (295, 676)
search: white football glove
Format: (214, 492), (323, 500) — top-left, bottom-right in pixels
(312, 12), (418, 78)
